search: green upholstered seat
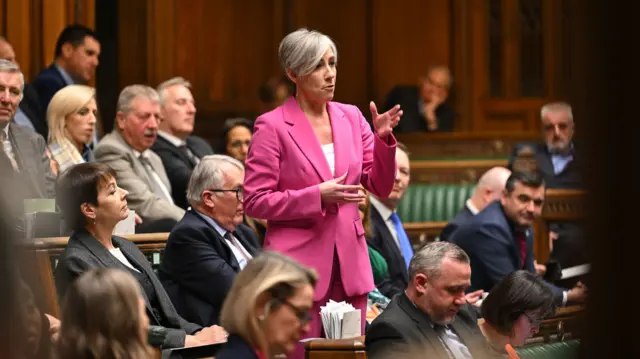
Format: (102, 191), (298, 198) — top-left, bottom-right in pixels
(396, 184), (475, 222)
(515, 339), (580, 358)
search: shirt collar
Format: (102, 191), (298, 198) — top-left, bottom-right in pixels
(193, 208), (228, 238)
(465, 199), (480, 215)
(55, 64), (76, 85)
(158, 131), (186, 147)
(133, 149), (151, 159)
(369, 195), (394, 220)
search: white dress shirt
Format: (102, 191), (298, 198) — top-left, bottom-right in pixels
(369, 195), (401, 249)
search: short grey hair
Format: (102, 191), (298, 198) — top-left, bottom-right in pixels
(187, 155), (244, 206)
(156, 76), (191, 105)
(540, 102), (573, 122)
(0, 59), (24, 99)
(408, 242), (470, 280)
(278, 28), (338, 77)
(116, 85), (160, 114)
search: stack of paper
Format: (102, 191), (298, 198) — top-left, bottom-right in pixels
(320, 300), (361, 339)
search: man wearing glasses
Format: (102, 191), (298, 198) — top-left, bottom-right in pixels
(383, 65), (455, 133)
(159, 155), (260, 327)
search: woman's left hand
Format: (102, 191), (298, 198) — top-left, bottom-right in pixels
(370, 101), (402, 138)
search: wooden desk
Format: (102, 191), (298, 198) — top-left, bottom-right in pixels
(304, 336), (367, 359)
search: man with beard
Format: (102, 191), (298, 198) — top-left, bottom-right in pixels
(95, 85), (184, 232)
(366, 242), (495, 359)
(449, 171), (587, 307)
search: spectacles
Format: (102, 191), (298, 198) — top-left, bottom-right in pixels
(230, 139), (251, 149)
(208, 188), (243, 202)
(523, 312), (541, 328)
(280, 300), (313, 325)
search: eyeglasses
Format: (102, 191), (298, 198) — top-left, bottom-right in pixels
(230, 139), (251, 149)
(207, 188), (243, 202)
(280, 300), (313, 325)
(523, 312), (541, 328)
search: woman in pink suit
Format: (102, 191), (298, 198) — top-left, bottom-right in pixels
(243, 28), (402, 357)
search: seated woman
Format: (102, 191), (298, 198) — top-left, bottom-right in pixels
(56, 268), (154, 359)
(46, 85), (97, 173)
(54, 162), (227, 349)
(215, 251), (317, 359)
(479, 270), (556, 355)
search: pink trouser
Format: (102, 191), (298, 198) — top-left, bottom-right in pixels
(289, 253), (368, 359)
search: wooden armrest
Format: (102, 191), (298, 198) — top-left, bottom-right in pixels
(303, 336), (366, 350)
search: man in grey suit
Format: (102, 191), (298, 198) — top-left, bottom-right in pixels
(0, 60), (56, 209)
(95, 85), (184, 233)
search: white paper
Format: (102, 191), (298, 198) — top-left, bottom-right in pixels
(114, 210), (136, 235)
(561, 264), (590, 279)
(341, 310), (361, 339)
(319, 300), (361, 339)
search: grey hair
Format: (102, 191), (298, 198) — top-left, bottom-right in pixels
(0, 59), (24, 99)
(408, 242), (469, 280)
(278, 28), (338, 77)
(187, 154), (244, 206)
(540, 102), (573, 122)
(156, 76), (191, 105)
(116, 85), (160, 114)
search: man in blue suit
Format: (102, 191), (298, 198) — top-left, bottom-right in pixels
(449, 171), (587, 307)
(30, 24), (100, 140)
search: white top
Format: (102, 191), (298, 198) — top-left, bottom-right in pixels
(369, 195), (401, 249)
(322, 143), (335, 176)
(109, 248), (140, 272)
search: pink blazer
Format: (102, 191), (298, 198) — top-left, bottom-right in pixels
(243, 97), (397, 300)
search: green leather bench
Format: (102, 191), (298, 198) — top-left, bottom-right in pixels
(397, 184), (475, 222)
(516, 339), (580, 358)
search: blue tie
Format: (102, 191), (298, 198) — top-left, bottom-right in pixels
(390, 212), (413, 269)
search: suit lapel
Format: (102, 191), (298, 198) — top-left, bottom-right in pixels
(190, 210), (242, 272)
(159, 136), (194, 167)
(111, 131), (156, 189)
(536, 145), (556, 177)
(397, 294), (452, 359)
(284, 97), (333, 182)
(370, 204), (408, 283)
(327, 102), (349, 177)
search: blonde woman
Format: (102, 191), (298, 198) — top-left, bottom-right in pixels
(56, 268), (154, 359)
(216, 251), (317, 359)
(47, 84), (97, 173)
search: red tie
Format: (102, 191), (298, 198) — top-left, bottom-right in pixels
(517, 232), (527, 268)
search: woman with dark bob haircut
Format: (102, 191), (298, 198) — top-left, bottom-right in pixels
(54, 162), (227, 349)
(479, 270), (556, 354)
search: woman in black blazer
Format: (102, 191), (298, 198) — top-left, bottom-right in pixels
(54, 162), (227, 349)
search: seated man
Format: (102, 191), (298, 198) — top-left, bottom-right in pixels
(159, 155), (260, 327)
(439, 166), (511, 242)
(384, 66), (455, 133)
(449, 171), (587, 307)
(366, 242), (494, 359)
(95, 85), (184, 232)
(151, 77), (213, 210)
(0, 60), (56, 216)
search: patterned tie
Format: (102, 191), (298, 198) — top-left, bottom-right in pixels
(433, 324), (474, 359)
(179, 144), (199, 166)
(517, 232), (527, 268)
(225, 231), (250, 268)
(0, 130), (19, 171)
(390, 212), (414, 269)
(139, 155), (174, 204)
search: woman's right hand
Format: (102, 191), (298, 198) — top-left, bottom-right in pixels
(319, 172), (366, 204)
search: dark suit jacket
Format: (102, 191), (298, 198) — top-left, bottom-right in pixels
(30, 65), (68, 119)
(508, 142), (582, 189)
(3, 123), (56, 200)
(19, 84), (48, 138)
(151, 135), (214, 209)
(214, 335), (259, 359)
(439, 205), (474, 242)
(368, 204), (408, 299)
(449, 201), (565, 304)
(54, 229), (202, 348)
(384, 85), (455, 133)
(366, 293), (498, 359)
(159, 209), (260, 326)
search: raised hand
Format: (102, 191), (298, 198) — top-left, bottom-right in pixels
(370, 101), (402, 138)
(318, 172), (366, 204)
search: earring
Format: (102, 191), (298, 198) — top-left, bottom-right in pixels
(92, 217), (96, 224)
(258, 314), (265, 321)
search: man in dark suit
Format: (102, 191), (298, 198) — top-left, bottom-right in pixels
(440, 167), (511, 242)
(30, 24), (101, 140)
(0, 60), (56, 209)
(152, 77), (214, 209)
(160, 155), (260, 327)
(366, 241), (496, 359)
(368, 143), (411, 298)
(384, 66), (455, 133)
(449, 171), (587, 307)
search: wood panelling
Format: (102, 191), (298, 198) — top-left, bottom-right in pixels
(1, 0), (96, 81)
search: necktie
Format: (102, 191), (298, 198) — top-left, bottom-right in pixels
(225, 232), (251, 268)
(390, 212), (413, 269)
(139, 155), (174, 204)
(0, 131), (19, 171)
(179, 144), (199, 166)
(433, 324), (474, 359)
(516, 232), (527, 268)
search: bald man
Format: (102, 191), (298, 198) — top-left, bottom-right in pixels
(439, 167), (511, 242)
(0, 37), (44, 134)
